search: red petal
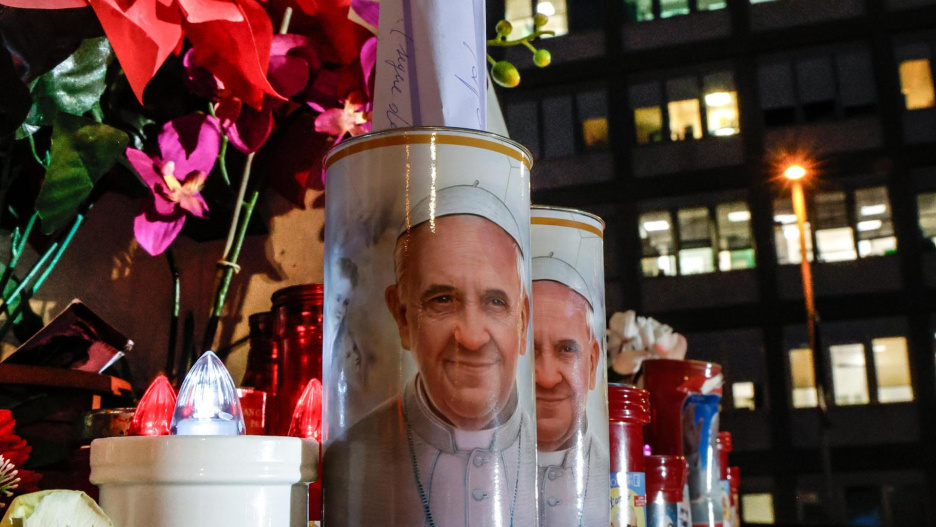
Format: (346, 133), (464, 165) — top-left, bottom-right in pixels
(0, 0), (87, 6)
(256, 112), (331, 206)
(184, 0), (283, 110)
(87, 0), (183, 104)
(313, 6), (370, 65)
(176, 0), (243, 23)
(290, 0), (350, 16)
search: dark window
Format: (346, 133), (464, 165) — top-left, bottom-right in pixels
(758, 47), (877, 127)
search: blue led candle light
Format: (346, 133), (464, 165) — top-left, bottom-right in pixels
(170, 351), (246, 436)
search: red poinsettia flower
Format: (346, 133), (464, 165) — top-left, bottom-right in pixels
(187, 33), (322, 153)
(0, 0), (281, 109)
(0, 410), (42, 508)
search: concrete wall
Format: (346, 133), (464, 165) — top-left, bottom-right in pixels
(0, 189), (326, 391)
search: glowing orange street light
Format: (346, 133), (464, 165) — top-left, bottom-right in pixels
(784, 163), (828, 411)
(785, 164), (807, 180)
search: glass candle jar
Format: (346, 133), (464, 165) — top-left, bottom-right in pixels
(609, 384), (651, 527)
(716, 431), (734, 526)
(271, 284), (324, 437)
(646, 455), (687, 527)
(242, 312), (278, 395)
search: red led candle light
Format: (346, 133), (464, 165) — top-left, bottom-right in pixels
(288, 377), (324, 523)
(287, 378), (323, 441)
(130, 375), (177, 436)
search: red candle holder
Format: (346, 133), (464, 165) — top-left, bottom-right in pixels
(609, 384), (651, 527)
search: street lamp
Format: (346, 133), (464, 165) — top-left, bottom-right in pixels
(784, 164), (826, 410)
(785, 163), (840, 521)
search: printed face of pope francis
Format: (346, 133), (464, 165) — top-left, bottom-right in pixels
(386, 214), (529, 431)
(533, 280), (600, 451)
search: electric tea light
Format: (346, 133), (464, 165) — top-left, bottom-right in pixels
(90, 352), (319, 527)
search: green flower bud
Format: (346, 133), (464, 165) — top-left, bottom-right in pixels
(496, 20), (513, 37)
(533, 49), (552, 67)
(492, 61), (521, 88)
(534, 13), (549, 28)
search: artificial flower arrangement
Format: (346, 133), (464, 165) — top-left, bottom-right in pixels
(607, 310), (688, 381)
(0, 0), (382, 354)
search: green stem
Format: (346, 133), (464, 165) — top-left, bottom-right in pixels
(0, 212), (39, 296)
(0, 209), (87, 340)
(0, 294), (27, 342)
(487, 54), (497, 66)
(198, 4), (290, 353)
(218, 136), (231, 187)
(486, 29), (555, 47)
(202, 190), (259, 351)
(165, 248), (180, 376)
(221, 152), (254, 259)
(31, 208), (88, 292)
(278, 7), (293, 34)
(27, 134), (49, 168)
(0, 241), (59, 313)
(522, 40), (537, 52)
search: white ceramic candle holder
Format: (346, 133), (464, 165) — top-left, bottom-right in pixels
(90, 436), (318, 527)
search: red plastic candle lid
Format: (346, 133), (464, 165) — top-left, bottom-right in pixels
(645, 454), (687, 501)
(716, 431), (733, 453)
(608, 383), (651, 424)
(728, 466), (740, 491)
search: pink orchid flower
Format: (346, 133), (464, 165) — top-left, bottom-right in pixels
(127, 113), (221, 255)
(313, 90), (370, 142)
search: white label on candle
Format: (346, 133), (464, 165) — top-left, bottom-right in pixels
(372, 0), (488, 132)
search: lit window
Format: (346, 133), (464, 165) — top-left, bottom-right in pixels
(872, 337), (913, 403)
(505, 0), (534, 39)
(582, 117), (609, 150)
(668, 99), (702, 141)
(623, 0), (654, 21)
(716, 202), (755, 271)
(634, 107), (663, 144)
(899, 59), (936, 110)
(697, 0), (727, 10)
(678, 207), (715, 275)
(813, 192), (856, 262)
(659, 0), (689, 18)
(536, 1), (568, 38)
(742, 493), (776, 524)
(830, 343), (870, 405)
(640, 211), (676, 277)
(732, 381), (756, 410)
(789, 348), (818, 408)
(916, 192), (936, 246)
(774, 199), (814, 265)
(854, 187), (896, 258)
(704, 91), (740, 137)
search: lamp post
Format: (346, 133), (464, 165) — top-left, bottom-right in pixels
(785, 164), (839, 522)
(784, 164), (828, 412)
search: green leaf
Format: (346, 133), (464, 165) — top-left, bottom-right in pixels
(35, 113), (129, 234)
(26, 37), (113, 127)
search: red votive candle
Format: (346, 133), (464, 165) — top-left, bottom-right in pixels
(609, 384), (651, 527)
(646, 455), (687, 527)
(728, 466), (741, 527)
(716, 431), (734, 526)
(271, 284), (324, 436)
(236, 387), (267, 435)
